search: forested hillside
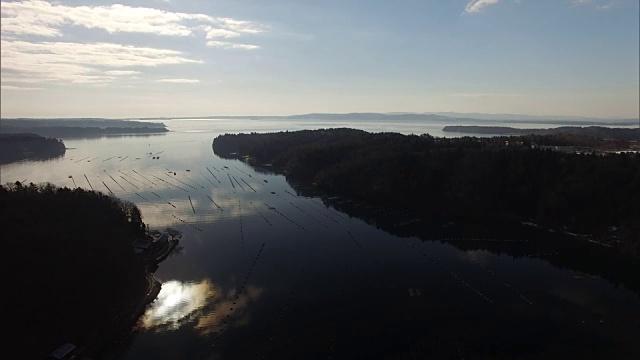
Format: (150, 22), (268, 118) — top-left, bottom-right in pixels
(214, 129), (640, 256)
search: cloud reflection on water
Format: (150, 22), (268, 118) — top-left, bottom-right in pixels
(141, 278), (263, 336)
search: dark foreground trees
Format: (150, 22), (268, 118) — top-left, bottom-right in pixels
(213, 129), (640, 256)
(1, 182), (149, 359)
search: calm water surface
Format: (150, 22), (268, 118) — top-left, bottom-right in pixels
(2, 119), (639, 359)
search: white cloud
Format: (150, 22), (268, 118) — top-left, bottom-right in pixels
(157, 78), (200, 83)
(206, 41), (259, 50)
(104, 70), (141, 76)
(1, 40), (201, 84)
(203, 27), (241, 39)
(464, 0), (500, 14)
(0, 1), (266, 41)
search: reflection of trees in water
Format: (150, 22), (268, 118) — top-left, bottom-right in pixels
(290, 181), (640, 297)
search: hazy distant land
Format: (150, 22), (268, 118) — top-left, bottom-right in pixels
(443, 125), (640, 140)
(0, 118), (168, 139)
(0, 133), (66, 164)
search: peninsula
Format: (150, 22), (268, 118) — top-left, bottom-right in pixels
(213, 128), (640, 257)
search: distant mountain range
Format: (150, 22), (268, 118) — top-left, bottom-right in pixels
(3, 113), (638, 126)
(133, 112), (639, 126)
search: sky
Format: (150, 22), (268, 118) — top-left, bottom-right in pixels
(1, 0), (638, 119)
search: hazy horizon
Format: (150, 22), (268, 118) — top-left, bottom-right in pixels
(1, 0), (638, 119)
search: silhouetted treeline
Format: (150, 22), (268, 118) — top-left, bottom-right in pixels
(0, 133), (66, 164)
(1, 118), (168, 139)
(213, 129), (640, 256)
(443, 125), (640, 141)
(1, 182), (149, 359)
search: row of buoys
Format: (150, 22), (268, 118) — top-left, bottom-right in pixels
(188, 196), (196, 213)
(132, 170), (158, 186)
(171, 214), (203, 232)
(102, 156), (117, 162)
(347, 231), (363, 250)
(199, 171), (218, 188)
(119, 175), (140, 190)
(103, 170), (126, 191)
(238, 200), (244, 243)
(234, 166), (253, 178)
(406, 242), (493, 304)
(135, 193), (160, 209)
(206, 167), (221, 183)
(275, 192), (330, 229)
(240, 178), (257, 192)
(474, 261), (533, 305)
(444, 238), (530, 243)
(309, 198), (348, 219)
(264, 202), (310, 233)
(166, 173), (197, 190)
(83, 174), (94, 191)
(118, 155), (129, 162)
(232, 175), (245, 191)
(207, 196), (223, 211)
(262, 266), (305, 359)
(227, 174), (235, 188)
(249, 201), (272, 226)
(327, 266), (350, 359)
(119, 170), (149, 188)
(153, 175), (188, 192)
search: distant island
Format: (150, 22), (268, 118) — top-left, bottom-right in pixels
(139, 112), (639, 126)
(213, 128), (640, 257)
(0, 133), (66, 164)
(443, 125), (640, 141)
(1, 183), (176, 359)
(0, 118), (168, 139)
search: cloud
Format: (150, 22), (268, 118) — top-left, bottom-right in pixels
(464, 0), (500, 14)
(206, 41), (260, 50)
(157, 78), (200, 83)
(0, 1), (266, 41)
(203, 27), (241, 39)
(104, 70), (141, 76)
(1, 40), (201, 84)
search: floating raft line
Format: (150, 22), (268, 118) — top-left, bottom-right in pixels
(188, 196), (196, 213)
(97, 176), (114, 195)
(132, 170), (158, 186)
(153, 175), (188, 192)
(207, 196), (223, 211)
(103, 170), (126, 191)
(119, 170), (149, 188)
(212, 242), (267, 342)
(83, 174), (94, 191)
(262, 265), (305, 358)
(227, 174), (235, 188)
(275, 192), (330, 229)
(233, 176), (245, 191)
(238, 200), (244, 243)
(171, 214), (203, 232)
(135, 193), (160, 208)
(206, 167), (221, 183)
(240, 178), (257, 192)
(167, 173), (197, 190)
(70, 176), (77, 188)
(406, 241), (493, 304)
(102, 156), (117, 162)
(264, 202), (310, 233)
(119, 175), (140, 190)
(347, 231), (363, 250)
(249, 201), (272, 226)
(118, 155), (129, 162)
(234, 166), (252, 178)
(73, 156), (90, 163)
(199, 171), (218, 188)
